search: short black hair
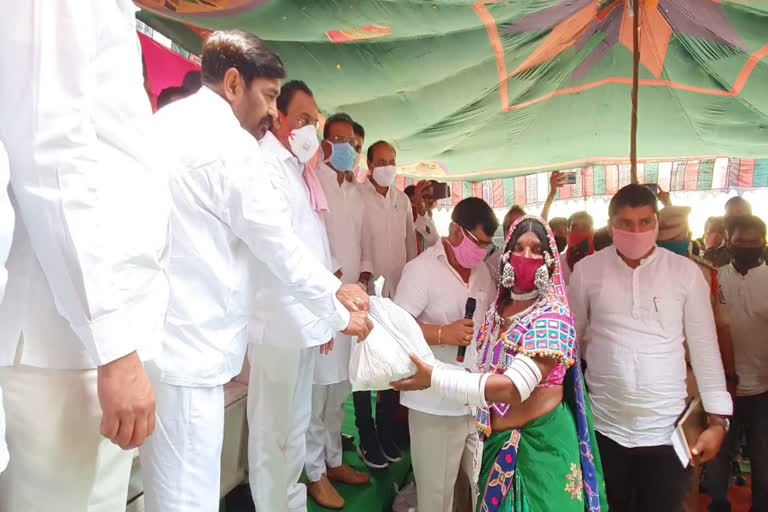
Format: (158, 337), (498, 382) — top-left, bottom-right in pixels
(549, 217), (568, 232)
(568, 211), (594, 230)
(608, 184), (658, 219)
(593, 226), (613, 251)
(452, 198), (499, 238)
(201, 30), (285, 87)
(323, 113), (355, 140)
(277, 80), (313, 115)
(353, 122), (365, 139)
(367, 140), (395, 163)
(502, 205), (526, 236)
(404, 185), (416, 198)
(157, 86), (189, 109)
(183, 70), (202, 92)
(726, 215), (766, 241)
(725, 196), (752, 215)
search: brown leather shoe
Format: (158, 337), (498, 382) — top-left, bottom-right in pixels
(308, 475), (345, 510)
(327, 463), (371, 486)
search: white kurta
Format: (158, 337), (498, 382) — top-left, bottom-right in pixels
(247, 132), (338, 512)
(143, 87), (348, 512)
(360, 180), (418, 298)
(0, 142), (12, 475)
(0, 1), (169, 508)
(569, 247), (732, 448)
(314, 161), (369, 384)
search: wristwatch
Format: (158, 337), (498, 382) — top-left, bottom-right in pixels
(708, 415), (731, 432)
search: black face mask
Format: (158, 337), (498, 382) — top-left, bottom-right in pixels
(732, 246), (765, 268)
(555, 236), (567, 253)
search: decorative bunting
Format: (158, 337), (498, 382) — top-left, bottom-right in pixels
(402, 157), (768, 209)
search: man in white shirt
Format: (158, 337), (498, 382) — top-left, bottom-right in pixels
(0, 142), (13, 475)
(247, 84), (369, 512)
(138, 32), (371, 512)
(394, 198), (497, 512)
(705, 215), (768, 512)
(413, 181), (441, 251)
(569, 184), (733, 512)
(0, 2), (169, 509)
(306, 113), (373, 509)
(355, 140), (418, 468)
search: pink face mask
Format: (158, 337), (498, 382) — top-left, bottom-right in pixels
(453, 229), (487, 269)
(508, 254), (544, 293)
(612, 227), (658, 260)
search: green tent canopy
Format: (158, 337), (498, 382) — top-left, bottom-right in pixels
(138, 0), (768, 181)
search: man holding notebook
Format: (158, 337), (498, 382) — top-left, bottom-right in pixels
(568, 184), (733, 512)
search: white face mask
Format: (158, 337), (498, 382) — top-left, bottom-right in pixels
(288, 125), (320, 164)
(373, 165), (398, 187)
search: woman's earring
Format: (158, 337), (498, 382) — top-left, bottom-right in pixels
(501, 252), (515, 289)
(534, 264), (550, 295)
(544, 250), (555, 268)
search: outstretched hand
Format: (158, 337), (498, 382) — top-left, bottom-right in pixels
(391, 353), (433, 391)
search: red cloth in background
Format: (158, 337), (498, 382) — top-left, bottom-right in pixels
(138, 32), (200, 112)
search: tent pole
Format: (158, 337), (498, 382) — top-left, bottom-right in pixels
(630, 0), (640, 184)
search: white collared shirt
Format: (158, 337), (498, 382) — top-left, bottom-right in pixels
(314, 161), (370, 384)
(395, 241), (494, 416)
(719, 263), (768, 397)
(0, 0), (170, 370)
(360, 180), (418, 298)
(249, 132), (335, 349)
(155, 87), (348, 387)
(415, 212), (440, 250)
(569, 246), (732, 447)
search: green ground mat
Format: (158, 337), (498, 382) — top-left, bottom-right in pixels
(222, 395), (412, 512)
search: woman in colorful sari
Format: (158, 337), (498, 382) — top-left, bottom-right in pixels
(393, 215), (608, 512)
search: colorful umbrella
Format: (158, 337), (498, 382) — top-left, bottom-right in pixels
(137, 0), (768, 181)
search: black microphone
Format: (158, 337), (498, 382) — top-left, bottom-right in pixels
(457, 297), (476, 363)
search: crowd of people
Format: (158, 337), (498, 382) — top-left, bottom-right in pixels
(0, 6), (766, 512)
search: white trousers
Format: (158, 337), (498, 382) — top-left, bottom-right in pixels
(0, 365), (133, 511)
(139, 363), (225, 512)
(409, 410), (478, 512)
(248, 344), (316, 512)
(305, 380), (351, 482)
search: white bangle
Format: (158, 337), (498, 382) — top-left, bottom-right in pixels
(502, 353), (543, 402)
(431, 366), (486, 407)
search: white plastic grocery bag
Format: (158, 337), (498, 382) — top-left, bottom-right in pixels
(349, 277), (436, 391)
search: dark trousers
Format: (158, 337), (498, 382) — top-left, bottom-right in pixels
(353, 389), (398, 445)
(704, 392), (768, 512)
(597, 431), (693, 512)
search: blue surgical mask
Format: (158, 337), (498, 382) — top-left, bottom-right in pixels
(657, 240), (690, 256)
(325, 142), (356, 172)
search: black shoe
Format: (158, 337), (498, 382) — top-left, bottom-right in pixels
(341, 433), (355, 452)
(380, 435), (402, 463)
(357, 438), (389, 469)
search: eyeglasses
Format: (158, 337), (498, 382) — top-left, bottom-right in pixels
(463, 227), (492, 249)
(295, 116), (319, 129)
(326, 135), (356, 145)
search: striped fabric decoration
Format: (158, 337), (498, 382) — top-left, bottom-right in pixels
(398, 158), (768, 209)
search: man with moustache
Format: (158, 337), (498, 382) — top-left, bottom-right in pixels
(138, 31), (371, 512)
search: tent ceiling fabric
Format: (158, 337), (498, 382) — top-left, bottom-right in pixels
(137, 0), (768, 181)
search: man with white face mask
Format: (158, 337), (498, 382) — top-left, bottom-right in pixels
(354, 140), (418, 468)
(247, 82), (370, 512)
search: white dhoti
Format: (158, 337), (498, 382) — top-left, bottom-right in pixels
(408, 410), (478, 512)
(0, 365), (133, 511)
(248, 344), (316, 512)
(139, 363), (225, 512)
(305, 380), (351, 482)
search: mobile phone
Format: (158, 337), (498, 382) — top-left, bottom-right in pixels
(430, 181), (451, 199)
(561, 172), (577, 185)
(643, 183), (659, 197)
